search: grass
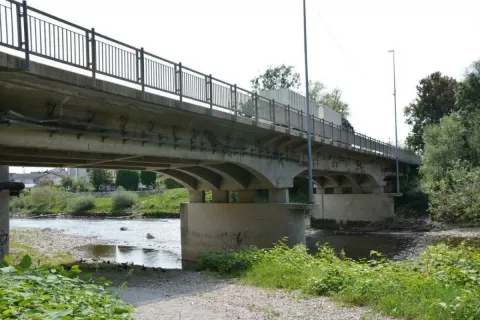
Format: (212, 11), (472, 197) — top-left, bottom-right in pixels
(9, 241), (75, 266)
(10, 187), (189, 217)
(197, 242), (480, 320)
(137, 188), (189, 213)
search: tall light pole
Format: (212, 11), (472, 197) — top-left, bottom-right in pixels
(388, 50), (400, 195)
(303, 0), (314, 203)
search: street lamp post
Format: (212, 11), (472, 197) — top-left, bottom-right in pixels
(303, 0), (314, 203)
(388, 49), (400, 195)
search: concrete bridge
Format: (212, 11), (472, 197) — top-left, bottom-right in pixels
(0, 0), (420, 261)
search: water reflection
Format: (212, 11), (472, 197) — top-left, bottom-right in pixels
(76, 244), (180, 268)
(306, 230), (413, 259)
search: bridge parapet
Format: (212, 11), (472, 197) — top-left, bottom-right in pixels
(0, 0), (420, 165)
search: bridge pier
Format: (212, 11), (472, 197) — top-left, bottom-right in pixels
(180, 189), (307, 262)
(0, 166), (9, 262)
(311, 187), (394, 228)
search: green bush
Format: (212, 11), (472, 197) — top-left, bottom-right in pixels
(0, 255), (132, 319)
(30, 186), (56, 207)
(9, 195), (28, 212)
(115, 170), (139, 191)
(69, 196), (95, 213)
(111, 188), (137, 211)
(197, 241), (480, 320)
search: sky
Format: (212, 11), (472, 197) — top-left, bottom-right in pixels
(9, 0), (480, 173)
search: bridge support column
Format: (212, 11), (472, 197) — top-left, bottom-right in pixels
(311, 189), (394, 228)
(0, 166), (9, 262)
(236, 190), (255, 203)
(212, 190), (229, 203)
(189, 191), (205, 203)
(268, 188), (289, 203)
(180, 201), (307, 262)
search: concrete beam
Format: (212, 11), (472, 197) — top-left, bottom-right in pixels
(157, 169), (198, 190)
(204, 163), (252, 189)
(176, 167), (222, 190)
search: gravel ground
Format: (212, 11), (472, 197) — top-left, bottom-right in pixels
(96, 269), (389, 320)
(427, 227), (480, 238)
(10, 227), (388, 320)
(10, 227), (101, 260)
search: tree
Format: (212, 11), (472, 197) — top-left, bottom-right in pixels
(308, 80), (326, 106)
(36, 177), (53, 187)
(322, 88), (350, 118)
(115, 170), (139, 191)
(404, 72), (457, 154)
(251, 64), (301, 92)
(163, 178), (183, 189)
(140, 171), (157, 189)
(60, 175), (73, 190)
(88, 169), (113, 191)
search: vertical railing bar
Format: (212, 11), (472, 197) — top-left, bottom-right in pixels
(10, 3), (13, 45)
(4, 7), (8, 45)
(91, 28), (96, 80)
(85, 29), (89, 69)
(140, 47), (145, 93)
(21, 1), (29, 69)
(254, 92), (259, 123)
(42, 20), (46, 55)
(16, 4), (22, 48)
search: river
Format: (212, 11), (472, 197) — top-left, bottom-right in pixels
(10, 218), (480, 268)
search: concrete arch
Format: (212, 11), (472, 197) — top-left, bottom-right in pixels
(202, 163), (253, 189)
(156, 169), (198, 190)
(175, 166), (222, 190)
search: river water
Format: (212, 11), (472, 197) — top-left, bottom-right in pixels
(10, 218), (479, 269)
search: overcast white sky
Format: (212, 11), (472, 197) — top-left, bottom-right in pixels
(10, 0), (480, 173)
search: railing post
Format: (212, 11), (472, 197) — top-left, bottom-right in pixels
(205, 74), (213, 114)
(272, 99), (276, 126)
(331, 122), (334, 141)
(300, 110), (304, 132)
(286, 104), (290, 130)
(231, 84), (237, 119)
(175, 62), (183, 101)
(139, 47), (145, 93)
(90, 28), (96, 81)
(312, 116), (315, 137)
(17, 0), (30, 70)
(254, 93), (259, 124)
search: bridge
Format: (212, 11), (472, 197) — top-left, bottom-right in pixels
(0, 0), (420, 261)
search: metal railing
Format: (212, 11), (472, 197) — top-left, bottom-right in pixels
(0, 0), (421, 164)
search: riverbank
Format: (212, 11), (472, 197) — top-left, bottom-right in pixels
(9, 226), (390, 319)
(10, 188), (187, 218)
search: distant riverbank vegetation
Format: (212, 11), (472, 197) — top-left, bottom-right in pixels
(9, 186), (189, 218)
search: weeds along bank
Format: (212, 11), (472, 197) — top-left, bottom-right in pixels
(0, 255), (132, 319)
(197, 242), (480, 319)
(9, 187), (189, 217)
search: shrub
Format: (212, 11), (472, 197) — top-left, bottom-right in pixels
(0, 255), (133, 318)
(69, 196), (95, 213)
(9, 195), (28, 212)
(111, 187), (137, 211)
(115, 170), (139, 191)
(30, 186), (55, 207)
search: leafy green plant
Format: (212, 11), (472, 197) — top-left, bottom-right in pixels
(197, 241), (480, 319)
(111, 187), (137, 211)
(69, 195), (95, 213)
(0, 255), (132, 319)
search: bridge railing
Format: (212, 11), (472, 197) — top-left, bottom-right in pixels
(0, 0), (420, 164)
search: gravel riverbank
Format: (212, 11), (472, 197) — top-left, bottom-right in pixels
(10, 226), (389, 320)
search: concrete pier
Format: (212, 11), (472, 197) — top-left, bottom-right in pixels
(312, 193), (394, 225)
(0, 166), (9, 261)
(180, 203), (307, 261)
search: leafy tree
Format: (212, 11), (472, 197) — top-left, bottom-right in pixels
(115, 170), (139, 191)
(163, 178), (183, 189)
(88, 169), (113, 191)
(36, 177), (53, 187)
(308, 80), (326, 105)
(322, 88), (350, 118)
(456, 61), (480, 120)
(72, 177), (89, 192)
(140, 171), (157, 189)
(60, 175), (73, 190)
(404, 72), (457, 154)
(251, 64), (301, 92)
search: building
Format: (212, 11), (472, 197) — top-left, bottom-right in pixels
(9, 168), (68, 189)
